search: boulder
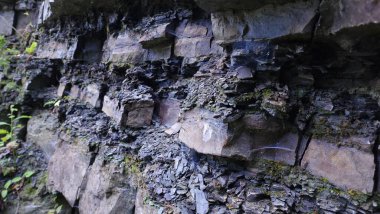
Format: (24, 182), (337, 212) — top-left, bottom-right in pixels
(301, 139), (375, 193)
(0, 10), (15, 36)
(47, 139), (92, 206)
(26, 111), (59, 159)
(102, 93), (154, 128)
(78, 150), (136, 214)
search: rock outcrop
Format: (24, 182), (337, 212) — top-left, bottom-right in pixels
(0, 0), (380, 213)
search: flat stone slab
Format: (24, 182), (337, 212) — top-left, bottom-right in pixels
(302, 139), (375, 193)
(48, 140), (92, 206)
(26, 110), (59, 160)
(102, 92), (154, 128)
(0, 10), (15, 36)
(79, 149), (136, 214)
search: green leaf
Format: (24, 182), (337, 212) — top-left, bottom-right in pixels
(0, 129), (9, 135)
(4, 180), (12, 189)
(23, 170), (35, 178)
(0, 122), (10, 126)
(11, 176), (22, 183)
(1, 190), (7, 198)
(56, 205), (63, 213)
(54, 100), (61, 107)
(44, 100), (56, 107)
(25, 42), (38, 55)
(15, 115), (32, 121)
(1, 134), (11, 142)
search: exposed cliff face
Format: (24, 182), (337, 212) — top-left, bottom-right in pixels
(0, 0), (380, 213)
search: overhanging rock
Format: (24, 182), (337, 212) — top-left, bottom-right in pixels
(179, 108), (299, 164)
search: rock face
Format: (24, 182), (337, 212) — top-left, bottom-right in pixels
(0, 10), (14, 36)
(1, 0), (380, 213)
(26, 110), (59, 159)
(36, 39), (78, 59)
(302, 139), (375, 193)
(47, 139), (92, 206)
(179, 109), (299, 163)
(211, 0), (319, 42)
(78, 149), (136, 214)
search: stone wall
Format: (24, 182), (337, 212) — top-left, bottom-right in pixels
(0, 0), (380, 213)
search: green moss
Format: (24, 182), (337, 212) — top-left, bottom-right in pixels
(262, 88), (274, 99)
(3, 81), (20, 92)
(235, 92), (257, 104)
(347, 189), (369, 203)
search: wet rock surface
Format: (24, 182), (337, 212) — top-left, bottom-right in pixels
(0, 0), (380, 213)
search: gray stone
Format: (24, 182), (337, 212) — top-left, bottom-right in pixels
(79, 84), (103, 108)
(126, 104), (154, 128)
(195, 189), (209, 214)
(139, 22), (174, 48)
(260, 132), (299, 165)
(211, 0), (319, 43)
(103, 30), (172, 64)
(78, 150), (136, 214)
(36, 38), (78, 59)
(301, 139), (375, 193)
(165, 123), (182, 135)
(37, 0), (52, 25)
(102, 95), (127, 126)
(179, 109), (297, 161)
(158, 98), (181, 127)
(134, 189), (160, 214)
(179, 108), (229, 156)
(69, 84), (82, 99)
(0, 10), (15, 36)
(319, 0), (380, 35)
(235, 66), (254, 79)
(174, 20), (222, 58)
(26, 110), (59, 159)
(48, 139), (92, 206)
(194, 0), (295, 12)
(246, 187), (268, 202)
(15, 8), (39, 32)
(102, 93), (154, 128)
(57, 82), (70, 97)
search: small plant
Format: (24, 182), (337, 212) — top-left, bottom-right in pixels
(44, 99), (61, 108)
(0, 36), (19, 72)
(1, 170), (34, 200)
(0, 105), (32, 147)
(25, 41), (38, 55)
(44, 96), (70, 108)
(47, 194), (63, 214)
